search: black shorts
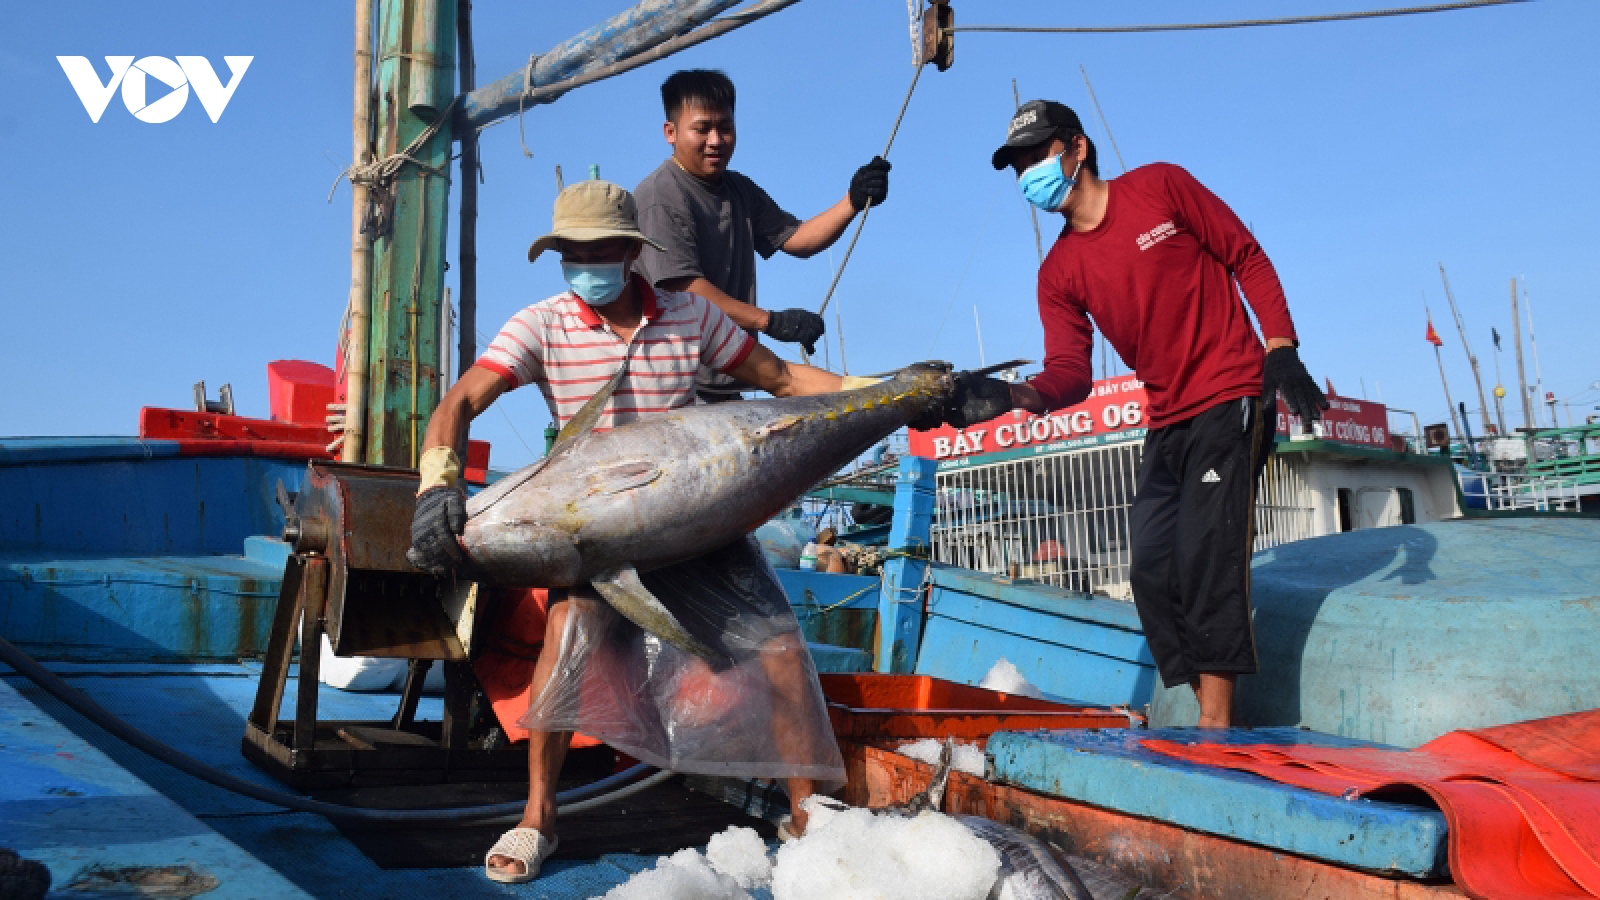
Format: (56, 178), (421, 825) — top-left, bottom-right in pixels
(1129, 396), (1274, 688)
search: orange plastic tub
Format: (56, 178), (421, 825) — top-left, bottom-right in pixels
(819, 673), (1136, 739)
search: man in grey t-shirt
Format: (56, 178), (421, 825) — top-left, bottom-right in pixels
(634, 69), (890, 402)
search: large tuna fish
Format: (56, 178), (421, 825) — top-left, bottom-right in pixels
(459, 362), (955, 659)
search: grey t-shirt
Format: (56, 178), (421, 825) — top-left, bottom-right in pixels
(634, 159), (801, 398)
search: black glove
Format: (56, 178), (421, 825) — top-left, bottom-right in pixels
(945, 374), (1015, 429)
(848, 156), (891, 212)
(407, 486), (467, 575)
(763, 308), (826, 355)
(1261, 346), (1329, 422)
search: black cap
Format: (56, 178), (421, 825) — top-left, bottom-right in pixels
(991, 100), (1085, 170)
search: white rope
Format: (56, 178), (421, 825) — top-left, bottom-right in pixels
(906, 0), (925, 65)
(518, 54), (538, 159)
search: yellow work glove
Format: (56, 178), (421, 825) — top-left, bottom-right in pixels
(417, 446), (463, 495)
(839, 376), (883, 391)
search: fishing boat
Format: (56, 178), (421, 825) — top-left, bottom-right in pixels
(7, 1), (1595, 898)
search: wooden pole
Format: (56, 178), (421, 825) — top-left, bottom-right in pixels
(1426, 297), (1463, 438)
(456, 0), (477, 379)
(1438, 263), (1492, 436)
(1510, 277), (1532, 430)
(341, 0), (376, 463)
(367, 0), (456, 467)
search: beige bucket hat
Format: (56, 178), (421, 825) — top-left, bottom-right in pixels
(526, 180), (665, 263)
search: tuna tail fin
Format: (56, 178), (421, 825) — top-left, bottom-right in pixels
(550, 365), (627, 454)
(590, 563), (724, 664)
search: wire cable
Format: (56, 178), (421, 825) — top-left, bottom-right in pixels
(0, 634), (664, 825)
(951, 0), (1525, 35)
(815, 61), (925, 321)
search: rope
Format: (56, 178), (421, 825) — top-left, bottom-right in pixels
(906, 0), (926, 65)
(518, 54), (538, 158)
(951, 0), (1525, 34)
(326, 95), (459, 202)
(814, 60), (925, 321)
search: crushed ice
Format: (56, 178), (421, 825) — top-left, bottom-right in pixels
(978, 657), (1044, 699)
(599, 797), (1001, 900)
(894, 738), (987, 777)
(705, 825), (774, 889)
(597, 846), (750, 900)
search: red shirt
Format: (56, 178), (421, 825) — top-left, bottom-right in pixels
(1031, 163), (1298, 429)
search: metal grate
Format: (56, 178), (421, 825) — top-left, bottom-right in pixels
(931, 442), (1316, 600)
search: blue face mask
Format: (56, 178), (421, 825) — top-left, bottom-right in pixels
(1018, 154), (1081, 212)
(561, 261), (630, 306)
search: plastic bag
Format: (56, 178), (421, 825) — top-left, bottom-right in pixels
(519, 536), (846, 789)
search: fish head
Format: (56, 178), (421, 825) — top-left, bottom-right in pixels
(460, 518), (583, 587)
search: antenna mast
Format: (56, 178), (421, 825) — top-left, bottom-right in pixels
(1425, 295), (1463, 439)
(1438, 263), (1492, 437)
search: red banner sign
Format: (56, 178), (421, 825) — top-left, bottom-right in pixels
(909, 377), (1392, 461)
(909, 376), (1149, 461)
(1282, 394), (1390, 449)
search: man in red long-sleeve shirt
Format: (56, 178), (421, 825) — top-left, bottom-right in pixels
(949, 100), (1328, 726)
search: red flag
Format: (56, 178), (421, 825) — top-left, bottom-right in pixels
(1425, 320), (1443, 347)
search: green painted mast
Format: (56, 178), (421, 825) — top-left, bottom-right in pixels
(364, 0), (457, 467)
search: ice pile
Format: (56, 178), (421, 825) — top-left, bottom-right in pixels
(770, 797), (1001, 900)
(894, 738), (987, 777)
(705, 825), (774, 890)
(598, 845), (751, 900)
(600, 799), (1003, 900)
(979, 657), (1044, 699)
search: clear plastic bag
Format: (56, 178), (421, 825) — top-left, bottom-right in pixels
(519, 536), (846, 789)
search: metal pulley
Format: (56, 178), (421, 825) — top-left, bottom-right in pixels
(921, 1), (955, 71)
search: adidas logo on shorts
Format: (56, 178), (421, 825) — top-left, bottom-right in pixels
(1201, 469), (1221, 483)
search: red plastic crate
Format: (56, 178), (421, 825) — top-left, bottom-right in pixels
(819, 673), (1135, 740)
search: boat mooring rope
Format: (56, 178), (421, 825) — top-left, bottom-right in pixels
(0, 635), (669, 826)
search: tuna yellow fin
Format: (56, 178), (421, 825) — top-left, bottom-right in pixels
(551, 365), (627, 454)
(590, 564), (723, 663)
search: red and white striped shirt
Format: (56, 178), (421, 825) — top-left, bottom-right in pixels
(474, 275), (756, 430)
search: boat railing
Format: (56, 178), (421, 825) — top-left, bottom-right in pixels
(929, 442), (1317, 600)
(1462, 469), (1583, 513)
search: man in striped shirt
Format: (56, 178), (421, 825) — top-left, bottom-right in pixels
(408, 181), (868, 883)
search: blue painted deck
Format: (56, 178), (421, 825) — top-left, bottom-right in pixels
(0, 673), (311, 898)
(0, 662), (710, 898)
(986, 727), (1449, 878)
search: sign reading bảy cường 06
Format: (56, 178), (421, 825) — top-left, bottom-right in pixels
(909, 376), (1392, 465)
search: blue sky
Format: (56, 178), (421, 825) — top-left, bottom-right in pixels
(3, 0), (1596, 470)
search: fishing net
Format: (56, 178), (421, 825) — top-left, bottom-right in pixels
(518, 535), (846, 789)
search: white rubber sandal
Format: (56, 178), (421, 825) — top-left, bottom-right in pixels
(776, 816), (801, 843)
(485, 827), (558, 884)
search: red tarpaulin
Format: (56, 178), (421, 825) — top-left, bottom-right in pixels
(1144, 710), (1600, 899)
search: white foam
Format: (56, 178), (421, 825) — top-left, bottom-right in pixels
(894, 738), (987, 777)
(978, 658), (1044, 699)
(599, 847), (751, 900)
(770, 803), (1000, 900)
(705, 825), (773, 889)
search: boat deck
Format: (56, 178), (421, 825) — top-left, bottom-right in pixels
(0, 661), (745, 898)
